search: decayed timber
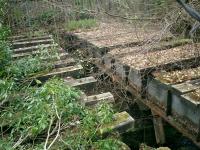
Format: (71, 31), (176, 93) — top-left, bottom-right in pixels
(12, 49), (68, 59)
(12, 38), (54, 49)
(64, 22), (200, 147)
(148, 67), (200, 110)
(54, 58), (76, 68)
(11, 35), (52, 43)
(82, 92), (114, 106)
(64, 76), (97, 92)
(13, 43), (58, 54)
(64, 22), (172, 54)
(152, 110), (166, 144)
(34, 65), (83, 81)
(99, 111), (135, 135)
(111, 44), (200, 93)
(147, 66), (200, 138)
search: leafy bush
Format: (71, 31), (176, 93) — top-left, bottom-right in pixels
(0, 41), (12, 77)
(7, 55), (52, 80)
(66, 19), (97, 31)
(0, 78), (126, 149)
(0, 79), (14, 104)
(6, 45), (59, 80)
(0, 26), (11, 40)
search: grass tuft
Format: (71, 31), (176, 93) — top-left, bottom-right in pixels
(66, 19), (97, 31)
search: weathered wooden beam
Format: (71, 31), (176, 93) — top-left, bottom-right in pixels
(12, 35), (52, 43)
(64, 76), (97, 92)
(13, 43), (58, 54)
(12, 49), (69, 59)
(35, 65), (83, 81)
(83, 92), (114, 106)
(99, 111), (135, 135)
(172, 79), (200, 94)
(152, 110), (166, 144)
(12, 39), (54, 49)
(54, 58), (76, 68)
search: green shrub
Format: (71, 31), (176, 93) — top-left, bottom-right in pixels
(66, 19), (97, 31)
(0, 41), (11, 77)
(0, 26), (11, 40)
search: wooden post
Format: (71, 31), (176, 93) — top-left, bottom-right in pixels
(152, 110), (166, 145)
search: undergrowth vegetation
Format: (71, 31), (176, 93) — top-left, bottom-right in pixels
(66, 19), (97, 31)
(0, 3), (126, 149)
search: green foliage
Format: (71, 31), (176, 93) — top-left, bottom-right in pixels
(0, 26), (11, 40)
(0, 41), (12, 76)
(0, 0), (8, 23)
(66, 19), (97, 31)
(7, 55), (51, 79)
(35, 9), (59, 26)
(0, 78), (123, 149)
(0, 139), (13, 150)
(93, 139), (129, 150)
(0, 79), (14, 104)
(6, 45), (59, 80)
(1, 78), (81, 140)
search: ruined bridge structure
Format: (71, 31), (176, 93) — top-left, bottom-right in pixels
(9, 33), (135, 149)
(63, 21), (200, 147)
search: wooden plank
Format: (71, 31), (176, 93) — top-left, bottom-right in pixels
(54, 58), (76, 68)
(64, 76), (97, 92)
(147, 67), (200, 113)
(99, 111), (135, 135)
(182, 89), (200, 106)
(13, 43), (58, 54)
(12, 35), (52, 43)
(83, 92), (114, 106)
(35, 65), (83, 81)
(9, 35), (27, 40)
(100, 43), (200, 94)
(172, 79), (200, 94)
(12, 49), (68, 59)
(94, 53), (200, 147)
(152, 110), (166, 144)
(12, 39), (54, 49)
